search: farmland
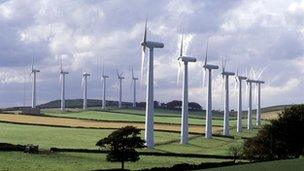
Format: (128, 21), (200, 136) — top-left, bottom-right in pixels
(0, 106), (282, 170)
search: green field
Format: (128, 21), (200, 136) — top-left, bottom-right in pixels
(0, 152), (230, 171)
(205, 158), (304, 171)
(42, 108), (270, 126)
(0, 107), (274, 170)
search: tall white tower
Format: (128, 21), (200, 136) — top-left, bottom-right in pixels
(141, 19), (164, 148)
(177, 35), (196, 144)
(236, 75), (247, 133)
(30, 59), (40, 109)
(116, 70), (125, 108)
(82, 72), (90, 110)
(246, 79), (255, 130)
(256, 80), (265, 126)
(131, 68), (138, 108)
(60, 69), (69, 111)
(101, 70), (109, 110)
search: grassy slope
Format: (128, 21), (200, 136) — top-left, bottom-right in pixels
(205, 158), (304, 171)
(0, 122), (184, 150)
(0, 152), (228, 171)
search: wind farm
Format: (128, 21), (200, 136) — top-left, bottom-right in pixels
(0, 0), (303, 171)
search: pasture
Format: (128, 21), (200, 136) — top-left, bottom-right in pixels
(0, 107), (280, 170)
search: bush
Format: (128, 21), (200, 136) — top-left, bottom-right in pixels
(243, 105), (304, 161)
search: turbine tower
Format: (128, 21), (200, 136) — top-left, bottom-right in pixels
(220, 59), (235, 136)
(131, 68), (138, 108)
(59, 60), (69, 111)
(101, 67), (109, 110)
(30, 57), (40, 109)
(202, 41), (219, 139)
(235, 69), (247, 133)
(116, 69), (124, 108)
(177, 34), (196, 144)
(246, 79), (255, 130)
(82, 72), (90, 110)
(141, 19), (164, 148)
(255, 80), (265, 126)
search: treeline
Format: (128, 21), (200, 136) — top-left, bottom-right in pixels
(4, 99), (203, 111)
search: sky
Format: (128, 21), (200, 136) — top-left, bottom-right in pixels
(0, 0), (304, 109)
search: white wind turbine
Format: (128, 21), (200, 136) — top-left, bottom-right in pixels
(30, 57), (40, 109)
(82, 72), (90, 110)
(177, 34), (196, 144)
(131, 68), (138, 108)
(141, 19), (164, 148)
(220, 58), (235, 136)
(246, 72), (255, 130)
(235, 68), (247, 133)
(202, 41), (219, 139)
(101, 66), (109, 110)
(255, 79), (265, 126)
(59, 59), (69, 111)
(116, 69), (124, 108)
(253, 69), (265, 126)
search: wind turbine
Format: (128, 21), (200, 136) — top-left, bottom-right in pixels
(235, 68), (247, 133)
(246, 78), (255, 130)
(255, 80), (265, 126)
(202, 41), (219, 139)
(131, 68), (138, 108)
(82, 72), (90, 110)
(101, 67), (109, 110)
(116, 69), (124, 108)
(141, 19), (164, 148)
(220, 58), (235, 136)
(177, 34), (196, 144)
(30, 57), (40, 109)
(59, 59), (69, 111)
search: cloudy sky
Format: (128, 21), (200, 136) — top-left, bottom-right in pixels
(0, 0), (304, 109)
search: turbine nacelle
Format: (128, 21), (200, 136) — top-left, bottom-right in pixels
(118, 76), (125, 80)
(83, 73), (90, 77)
(102, 75), (109, 79)
(133, 77), (139, 80)
(203, 64), (219, 70)
(222, 71), (235, 76)
(141, 41), (164, 49)
(60, 71), (69, 75)
(178, 56), (197, 63)
(237, 76), (247, 80)
(31, 69), (40, 73)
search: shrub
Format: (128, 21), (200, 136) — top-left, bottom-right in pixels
(243, 105), (304, 161)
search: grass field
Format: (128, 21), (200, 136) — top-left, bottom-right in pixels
(0, 152), (230, 171)
(41, 108), (272, 126)
(0, 107), (277, 170)
(205, 158), (304, 171)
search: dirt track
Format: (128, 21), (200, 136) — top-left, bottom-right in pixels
(0, 114), (223, 134)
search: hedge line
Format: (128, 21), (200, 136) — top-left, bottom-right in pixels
(50, 147), (236, 159)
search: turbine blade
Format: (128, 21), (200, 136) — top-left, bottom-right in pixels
(180, 34), (184, 57)
(257, 67), (265, 80)
(143, 19), (147, 43)
(202, 69), (206, 88)
(177, 61), (182, 85)
(204, 40), (209, 66)
(140, 46), (146, 85)
(132, 68), (134, 78)
(116, 69), (119, 78)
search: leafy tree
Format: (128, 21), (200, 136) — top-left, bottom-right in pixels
(96, 126), (145, 170)
(166, 100), (182, 110)
(189, 102), (202, 111)
(243, 105), (304, 161)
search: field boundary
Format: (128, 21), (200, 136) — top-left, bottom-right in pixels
(0, 120), (234, 139)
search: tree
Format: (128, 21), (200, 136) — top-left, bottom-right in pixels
(166, 100), (182, 110)
(96, 126), (145, 170)
(189, 102), (202, 111)
(243, 105), (304, 161)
